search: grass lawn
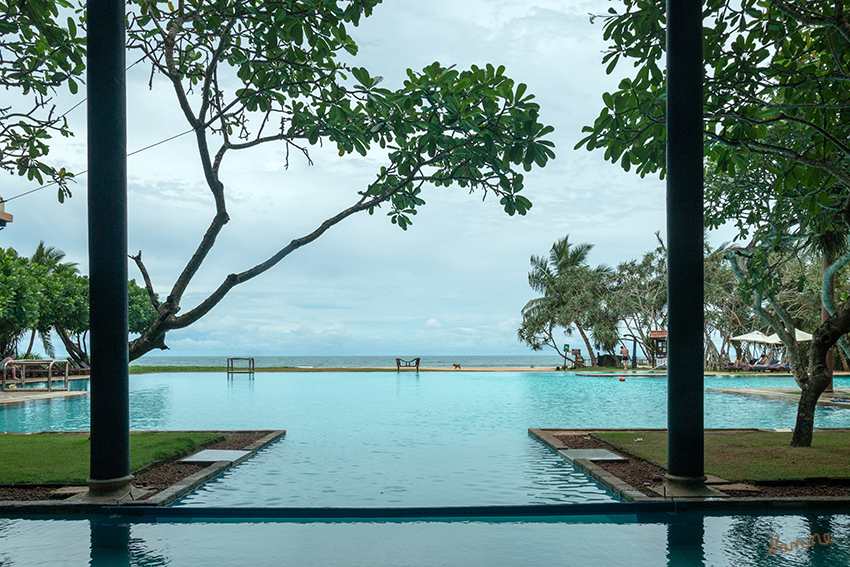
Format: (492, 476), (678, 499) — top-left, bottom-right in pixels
(0, 431), (222, 484)
(595, 430), (850, 481)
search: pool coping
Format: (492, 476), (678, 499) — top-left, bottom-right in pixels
(707, 387), (850, 408)
(0, 389), (90, 407)
(530, 428), (661, 503)
(0, 430), (285, 515)
(529, 428), (850, 510)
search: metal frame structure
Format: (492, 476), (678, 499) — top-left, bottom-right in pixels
(1, 359), (70, 391)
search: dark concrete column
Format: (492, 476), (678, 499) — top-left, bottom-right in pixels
(665, 0), (705, 484)
(87, 0), (131, 493)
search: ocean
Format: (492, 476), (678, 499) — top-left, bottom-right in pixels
(131, 354), (570, 368)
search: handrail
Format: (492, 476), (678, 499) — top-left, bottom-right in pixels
(2, 359), (71, 391)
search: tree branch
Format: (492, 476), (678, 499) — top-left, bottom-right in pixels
(129, 251), (161, 310)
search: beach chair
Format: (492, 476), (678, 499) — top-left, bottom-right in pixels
(396, 358), (420, 372)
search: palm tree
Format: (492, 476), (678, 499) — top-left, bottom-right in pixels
(24, 241), (78, 357)
(520, 235), (613, 367)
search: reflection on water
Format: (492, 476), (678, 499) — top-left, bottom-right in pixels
(668, 515), (705, 566)
(2, 512), (849, 566)
(130, 386), (172, 430)
(710, 513), (850, 566)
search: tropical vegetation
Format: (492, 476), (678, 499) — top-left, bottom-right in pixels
(579, 0), (850, 446)
(517, 236), (615, 367)
(517, 232), (820, 371)
(0, 243), (157, 367)
(0, 0), (84, 199)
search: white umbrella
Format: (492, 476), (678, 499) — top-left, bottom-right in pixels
(731, 330), (772, 343)
(765, 328), (813, 343)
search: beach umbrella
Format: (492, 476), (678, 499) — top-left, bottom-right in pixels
(730, 330), (772, 343)
(765, 328), (813, 343)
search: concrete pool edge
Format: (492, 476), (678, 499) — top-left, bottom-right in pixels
(530, 428), (850, 510)
(530, 428), (661, 503)
(708, 387), (850, 408)
(98, 500), (850, 519)
(0, 430), (285, 514)
(0, 389), (89, 407)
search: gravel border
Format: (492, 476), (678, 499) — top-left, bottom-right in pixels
(535, 428), (850, 500)
(0, 431), (280, 503)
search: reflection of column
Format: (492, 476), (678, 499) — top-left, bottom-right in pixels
(667, 515), (706, 567)
(89, 517), (130, 567)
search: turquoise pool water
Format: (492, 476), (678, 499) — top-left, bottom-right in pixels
(1, 511), (849, 566)
(2, 372), (850, 508)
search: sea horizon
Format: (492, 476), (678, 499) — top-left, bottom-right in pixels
(132, 354), (572, 368)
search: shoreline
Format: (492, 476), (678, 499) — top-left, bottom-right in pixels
(128, 366), (563, 373)
(127, 366), (850, 375)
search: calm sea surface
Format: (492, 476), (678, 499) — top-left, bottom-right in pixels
(133, 354), (570, 368)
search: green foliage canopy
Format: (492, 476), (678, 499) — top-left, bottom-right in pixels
(0, 246), (156, 363)
(0, 248), (44, 355)
(0, 0), (84, 198)
(579, 1), (850, 198)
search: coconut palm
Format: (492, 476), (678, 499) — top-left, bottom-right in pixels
(519, 235), (613, 367)
(23, 241), (79, 357)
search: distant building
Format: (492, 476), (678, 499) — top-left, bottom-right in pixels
(0, 197), (12, 229)
(649, 329), (668, 367)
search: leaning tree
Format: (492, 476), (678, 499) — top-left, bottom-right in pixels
(122, 0), (555, 360)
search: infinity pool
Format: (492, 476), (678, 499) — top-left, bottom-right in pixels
(2, 372), (849, 508)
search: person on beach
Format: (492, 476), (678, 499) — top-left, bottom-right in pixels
(620, 346), (629, 370)
(757, 353), (769, 366)
(2, 355), (19, 380)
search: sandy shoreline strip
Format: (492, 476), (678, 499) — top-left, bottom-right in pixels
(127, 366), (563, 373)
(230, 366), (557, 372)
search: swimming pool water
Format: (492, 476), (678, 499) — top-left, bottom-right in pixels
(2, 511), (849, 566)
(2, 372), (850, 508)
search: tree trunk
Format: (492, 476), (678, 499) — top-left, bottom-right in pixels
(838, 347), (850, 372)
(791, 366), (831, 447)
(576, 324), (596, 367)
(54, 325), (90, 368)
(791, 297), (850, 446)
(24, 329), (36, 357)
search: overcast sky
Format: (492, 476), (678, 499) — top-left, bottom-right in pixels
(0, 1), (734, 359)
